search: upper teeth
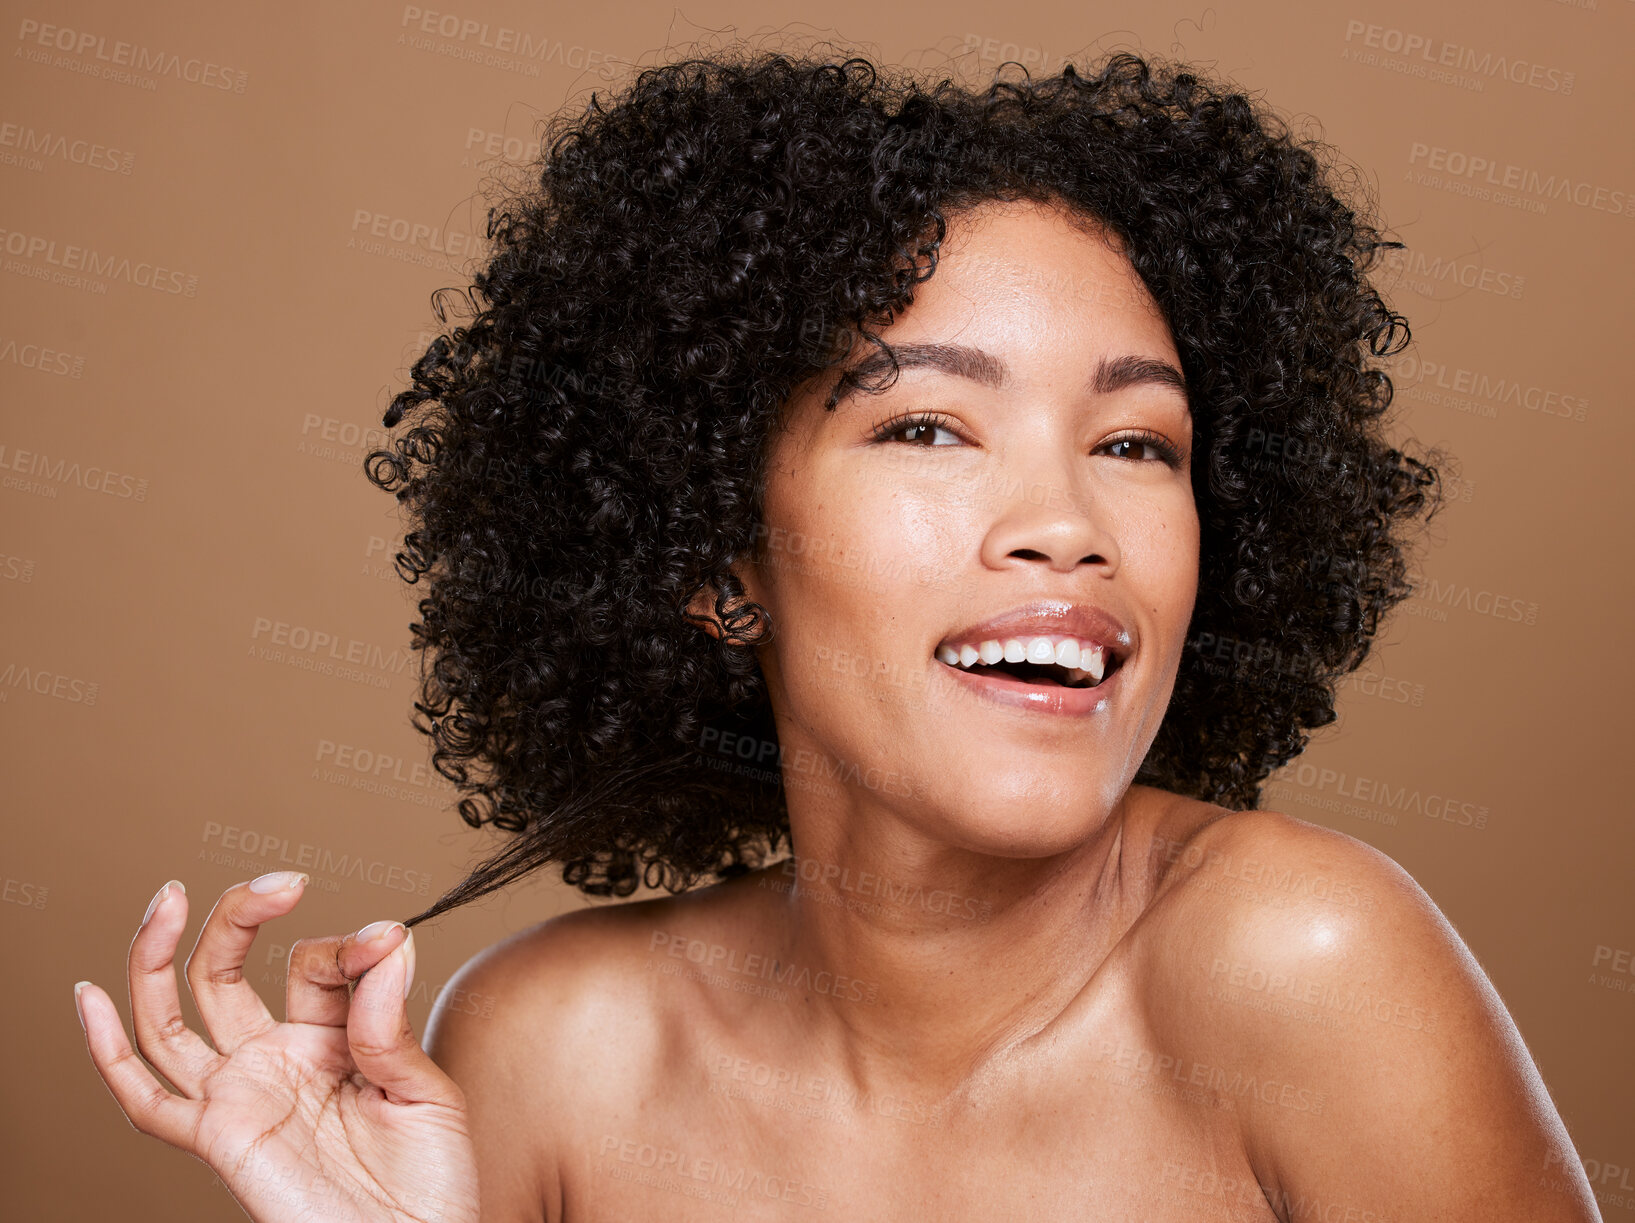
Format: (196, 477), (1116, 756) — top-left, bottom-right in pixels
(936, 636), (1107, 684)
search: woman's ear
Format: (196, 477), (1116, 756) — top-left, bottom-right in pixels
(684, 582), (729, 640)
(684, 570), (768, 646)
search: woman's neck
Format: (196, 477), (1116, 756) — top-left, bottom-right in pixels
(757, 783), (1159, 1103)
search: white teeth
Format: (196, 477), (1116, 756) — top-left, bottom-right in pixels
(935, 634), (1116, 688)
(1086, 645), (1105, 682)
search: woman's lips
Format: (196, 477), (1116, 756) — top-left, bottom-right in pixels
(935, 650), (1124, 715)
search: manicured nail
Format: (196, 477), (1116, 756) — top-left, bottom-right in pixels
(141, 881), (173, 926)
(249, 871), (307, 893)
(73, 981), (89, 1029)
(353, 920), (404, 944)
(401, 930), (416, 999)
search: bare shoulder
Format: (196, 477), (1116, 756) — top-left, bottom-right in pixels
(1143, 805), (1492, 1019)
(426, 892), (683, 1060)
(422, 890), (716, 1223)
(1134, 804), (1598, 1221)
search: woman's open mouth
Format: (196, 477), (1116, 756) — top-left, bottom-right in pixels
(934, 636), (1124, 690)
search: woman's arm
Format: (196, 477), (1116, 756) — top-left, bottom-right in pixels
(74, 875), (480, 1223)
(424, 907), (658, 1223)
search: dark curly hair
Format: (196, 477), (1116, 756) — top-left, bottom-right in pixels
(365, 41), (1447, 927)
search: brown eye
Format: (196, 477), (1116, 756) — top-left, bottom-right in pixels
(1106, 438), (1155, 461)
(879, 419), (961, 446)
(902, 423), (955, 445)
(1101, 433), (1181, 465)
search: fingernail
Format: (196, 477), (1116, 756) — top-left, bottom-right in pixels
(73, 981), (89, 1029)
(401, 930), (416, 1000)
(141, 881), (173, 926)
(249, 871), (308, 893)
(353, 919), (404, 944)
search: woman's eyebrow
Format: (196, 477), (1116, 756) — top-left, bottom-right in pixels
(831, 342), (1189, 408)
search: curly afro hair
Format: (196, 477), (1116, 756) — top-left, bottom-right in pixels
(366, 42), (1447, 926)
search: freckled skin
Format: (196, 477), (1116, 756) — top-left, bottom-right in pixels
(742, 199), (1201, 867)
(416, 200), (1600, 1222)
(418, 200), (1599, 1221)
(80, 197), (1596, 1223)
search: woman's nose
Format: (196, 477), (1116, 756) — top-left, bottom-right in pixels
(978, 482), (1120, 574)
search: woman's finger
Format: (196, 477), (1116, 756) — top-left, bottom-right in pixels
(127, 880), (221, 1095)
(284, 921), (407, 1027)
(346, 932), (464, 1112)
(75, 980), (207, 1152)
(182, 872), (306, 1054)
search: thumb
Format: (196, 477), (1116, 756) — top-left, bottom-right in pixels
(346, 932), (462, 1110)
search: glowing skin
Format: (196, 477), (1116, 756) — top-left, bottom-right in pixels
(694, 199), (1201, 1073)
(78, 198), (1602, 1223)
(741, 196), (1198, 865)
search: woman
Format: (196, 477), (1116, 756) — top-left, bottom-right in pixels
(72, 48), (1600, 1221)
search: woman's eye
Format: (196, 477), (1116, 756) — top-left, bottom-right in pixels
(1103, 436), (1175, 463)
(888, 421), (961, 446)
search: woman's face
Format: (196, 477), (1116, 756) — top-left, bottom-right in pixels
(738, 198), (1199, 856)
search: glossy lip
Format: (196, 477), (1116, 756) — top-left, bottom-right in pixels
(940, 651), (1124, 715)
(935, 600), (1133, 666)
(933, 599), (1134, 717)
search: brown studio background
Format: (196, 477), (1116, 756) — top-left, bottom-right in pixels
(2, 0), (1631, 1217)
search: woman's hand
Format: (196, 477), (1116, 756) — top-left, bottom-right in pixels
(73, 872), (480, 1223)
